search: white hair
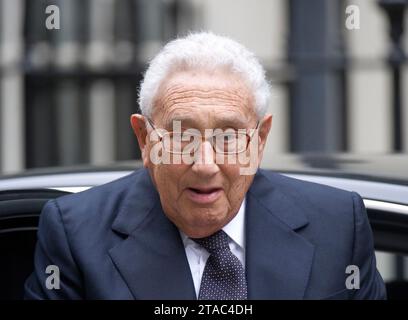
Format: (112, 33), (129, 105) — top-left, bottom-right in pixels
(138, 32), (271, 119)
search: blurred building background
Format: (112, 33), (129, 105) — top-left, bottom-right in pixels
(1, 0), (407, 173)
(0, 0), (407, 287)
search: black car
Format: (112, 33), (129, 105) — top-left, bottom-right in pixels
(1, 154), (407, 299)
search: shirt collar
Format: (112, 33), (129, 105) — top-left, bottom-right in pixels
(222, 197), (245, 249)
(179, 197), (246, 250)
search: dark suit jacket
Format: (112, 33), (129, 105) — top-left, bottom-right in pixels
(24, 168), (386, 299)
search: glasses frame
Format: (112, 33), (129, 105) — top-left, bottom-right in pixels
(145, 117), (260, 155)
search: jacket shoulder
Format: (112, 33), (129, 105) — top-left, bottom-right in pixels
(255, 169), (356, 225)
(257, 169), (353, 202)
(51, 169), (147, 227)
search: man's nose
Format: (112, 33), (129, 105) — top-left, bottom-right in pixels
(191, 140), (220, 176)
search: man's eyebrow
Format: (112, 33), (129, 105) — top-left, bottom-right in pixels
(164, 116), (197, 129)
(164, 116), (250, 129)
(219, 118), (249, 128)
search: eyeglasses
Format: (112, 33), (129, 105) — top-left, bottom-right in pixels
(145, 117), (260, 155)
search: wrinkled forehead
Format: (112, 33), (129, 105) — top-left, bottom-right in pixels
(151, 68), (257, 128)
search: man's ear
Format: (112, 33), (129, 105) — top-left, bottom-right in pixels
(257, 114), (273, 165)
(130, 114), (149, 167)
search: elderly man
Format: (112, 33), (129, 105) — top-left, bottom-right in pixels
(25, 32), (386, 300)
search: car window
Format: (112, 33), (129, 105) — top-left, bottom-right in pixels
(376, 251), (408, 299)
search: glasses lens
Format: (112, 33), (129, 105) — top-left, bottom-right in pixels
(162, 130), (250, 155)
(163, 131), (200, 154)
(214, 132), (248, 154)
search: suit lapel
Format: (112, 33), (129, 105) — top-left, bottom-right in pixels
(245, 171), (315, 299)
(108, 169), (196, 299)
(108, 169), (315, 299)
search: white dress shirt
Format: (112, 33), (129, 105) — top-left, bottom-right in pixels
(179, 198), (246, 298)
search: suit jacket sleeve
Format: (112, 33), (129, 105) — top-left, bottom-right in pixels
(24, 200), (83, 299)
(350, 192), (387, 299)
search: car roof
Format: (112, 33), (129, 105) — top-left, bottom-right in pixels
(1, 153), (407, 185)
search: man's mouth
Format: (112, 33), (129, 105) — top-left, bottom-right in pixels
(186, 187), (223, 204)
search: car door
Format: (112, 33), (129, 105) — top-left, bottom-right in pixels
(1, 187), (408, 299)
(366, 200), (408, 299)
(0, 189), (70, 299)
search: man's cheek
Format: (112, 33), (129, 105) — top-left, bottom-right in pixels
(219, 165), (242, 184)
